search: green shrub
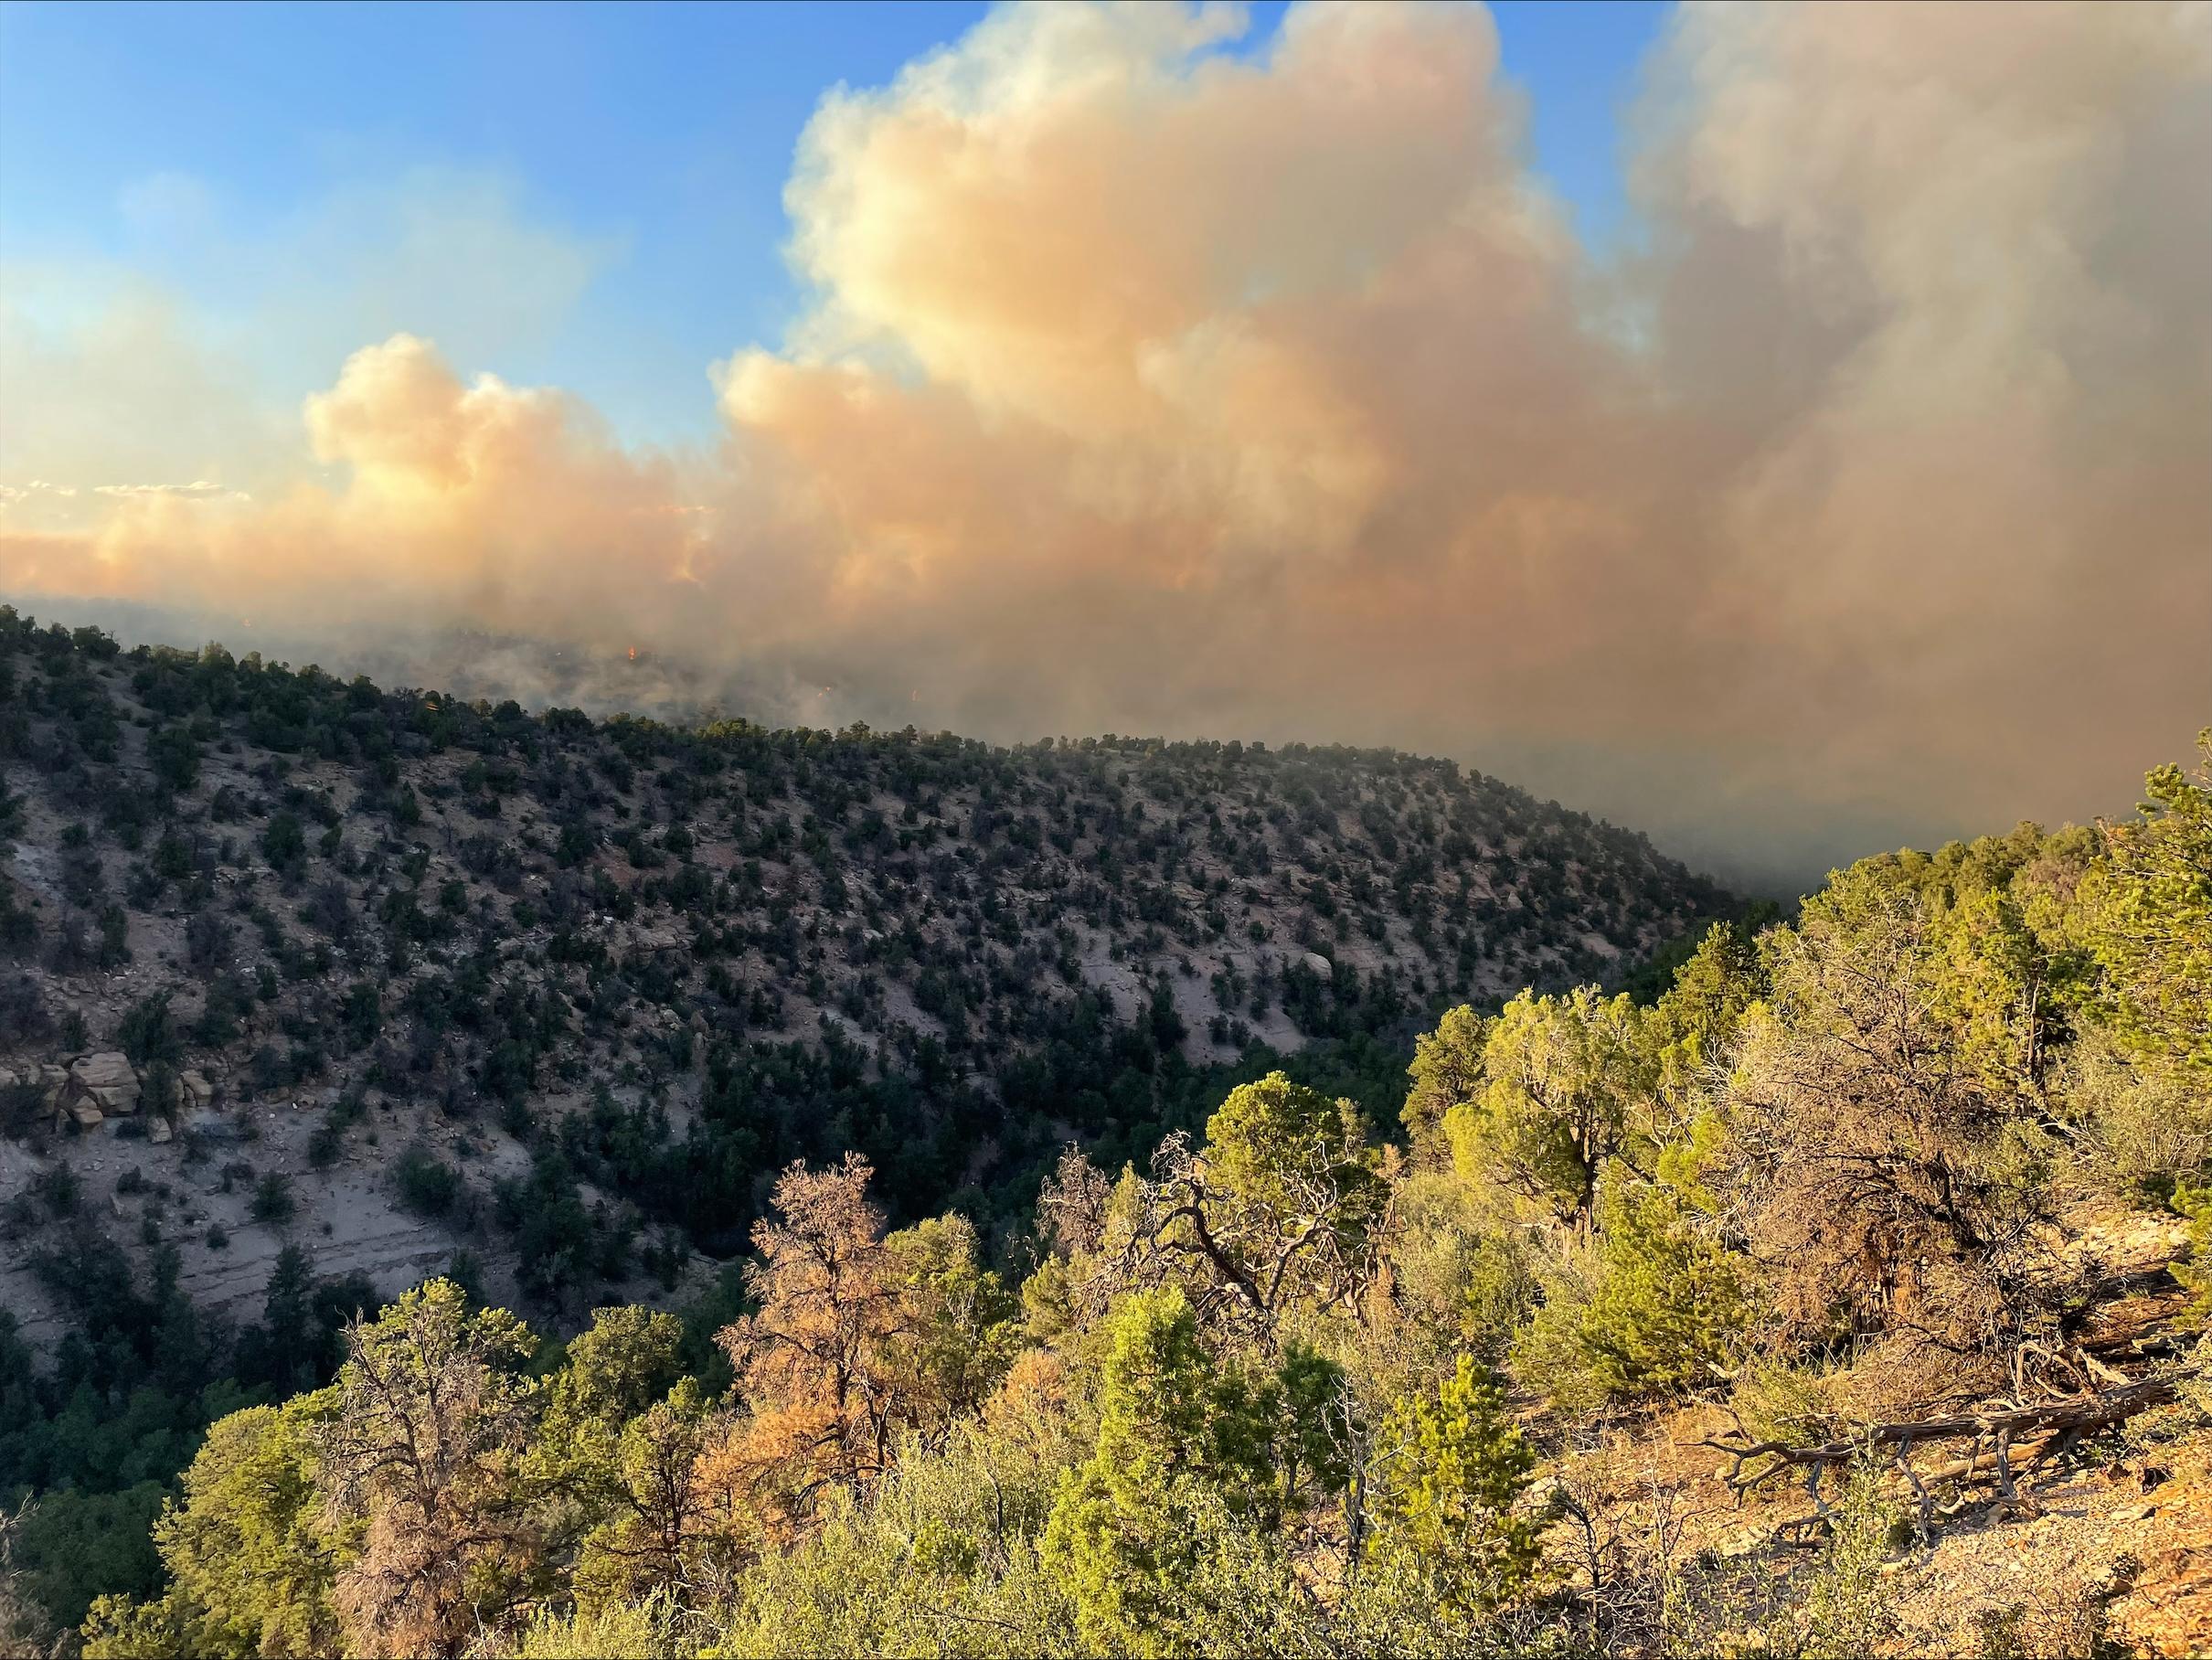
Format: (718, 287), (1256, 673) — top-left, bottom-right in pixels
(1361, 1354), (1541, 1620)
(249, 1174), (295, 1228)
(1728, 1357), (1847, 1450)
(1786, 1463), (1903, 1660)
(1514, 1169), (1752, 1408)
(395, 1145), (460, 1218)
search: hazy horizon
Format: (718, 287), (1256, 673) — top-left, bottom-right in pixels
(5, 1), (2207, 890)
(3, 592), (2150, 901)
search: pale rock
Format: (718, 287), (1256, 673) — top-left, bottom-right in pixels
(149, 1117), (174, 1144)
(71, 1050), (141, 1114)
(180, 1069), (215, 1108)
(1303, 952), (1333, 976)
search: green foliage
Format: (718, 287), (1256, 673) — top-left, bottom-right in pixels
(145, 725), (201, 794)
(259, 812), (306, 877)
(1362, 1354), (1540, 1620)
(0, 1231), (363, 1640)
(2067, 1032), (2210, 1190)
(12, 1484), (167, 1640)
(118, 992), (180, 1068)
(1379, 1172), (1540, 1378)
(1640, 920), (1764, 1135)
(248, 1173), (294, 1228)
(1205, 1069), (1377, 1223)
(395, 1144), (461, 1217)
(81, 1390), (342, 1660)
(1040, 1287), (1305, 1655)
(1444, 985), (1648, 1228)
(2173, 1182), (2212, 1319)
(1514, 1168), (1753, 1408)
(707, 1423), (1076, 1658)
(234, 1246), (371, 1399)
(548, 1305), (686, 1428)
(1784, 1463), (1902, 1660)
(2081, 731), (2212, 1080)
(511, 1595), (684, 1659)
(530, 1304), (687, 1575)
(880, 1212), (1024, 1431)
(1727, 1357), (1847, 1451)
(1192, 1070), (1388, 1323)
(1401, 1003), (1487, 1141)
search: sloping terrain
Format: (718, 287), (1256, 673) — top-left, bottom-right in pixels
(0, 612), (1729, 1327)
(1542, 1201), (2212, 1658)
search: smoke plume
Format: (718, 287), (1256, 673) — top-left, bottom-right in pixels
(5, 1), (2207, 888)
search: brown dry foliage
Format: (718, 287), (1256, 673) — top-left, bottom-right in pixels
(1721, 889), (2053, 1368)
(710, 1155), (904, 1538)
(315, 1281), (539, 1660)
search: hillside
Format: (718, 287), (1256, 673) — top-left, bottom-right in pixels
(0, 610), (1728, 1334)
(0, 714), (2200, 1659)
(1, 608), (2207, 1657)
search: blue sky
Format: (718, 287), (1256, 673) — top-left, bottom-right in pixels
(0, 0), (1667, 444)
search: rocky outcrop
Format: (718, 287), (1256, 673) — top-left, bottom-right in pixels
(69, 1051), (141, 1115)
(0, 1062), (72, 1110)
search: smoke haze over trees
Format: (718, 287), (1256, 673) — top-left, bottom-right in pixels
(5, 1), (2207, 889)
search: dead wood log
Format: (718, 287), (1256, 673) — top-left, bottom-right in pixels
(1701, 1373), (2177, 1495)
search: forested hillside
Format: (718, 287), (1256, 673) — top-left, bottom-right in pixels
(0, 611), (1736, 1643)
(12, 727), (2206, 1659)
(4, 612), (2207, 1657)
(0, 606), (1725, 1246)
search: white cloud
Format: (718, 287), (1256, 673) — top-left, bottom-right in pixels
(90, 479), (232, 497)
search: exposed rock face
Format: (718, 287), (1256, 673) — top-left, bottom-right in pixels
(1303, 952), (1333, 976)
(69, 1051), (141, 1115)
(180, 1069), (215, 1109)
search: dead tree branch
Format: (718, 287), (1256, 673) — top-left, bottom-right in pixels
(1701, 1373), (2177, 1497)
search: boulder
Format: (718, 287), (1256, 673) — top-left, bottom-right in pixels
(70, 1050), (141, 1114)
(179, 1069), (215, 1108)
(67, 1099), (104, 1129)
(1303, 952), (1333, 977)
(148, 1116), (174, 1145)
